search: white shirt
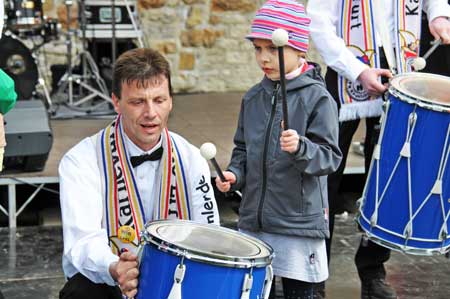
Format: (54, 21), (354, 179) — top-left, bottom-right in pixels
(59, 130), (220, 285)
(307, 0), (450, 82)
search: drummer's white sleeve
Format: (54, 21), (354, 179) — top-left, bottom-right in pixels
(307, 0), (369, 82)
(59, 138), (118, 286)
(423, 0), (450, 22)
(188, 146), (220, 225)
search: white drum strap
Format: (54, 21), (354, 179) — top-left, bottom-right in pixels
(366, 102), (390, 228)
(362, 102), (390, 231)
(371, 111), (417, 230)
(240, 269), (254, 299)
(262, 265), (274, 299)
(402, 124), (450, 247)
(167, 256), (186, 299)
(402, 123), (449, 245)
(437, 125), (450, 245)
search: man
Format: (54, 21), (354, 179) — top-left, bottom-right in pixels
(59, 48), (220, 299)
(307, 1), (450, 298)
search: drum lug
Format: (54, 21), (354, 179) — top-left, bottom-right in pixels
(373, 144), (381, 160)
(262, 265), (274, 299)
(431, 180), (443, 195)
(400, 142), (411, 158)
(240, 272), (254, 299)
(370, 212), (378, 227)
(167, 263), (186, 299)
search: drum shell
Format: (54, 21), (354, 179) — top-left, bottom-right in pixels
(137, 244), (268, 299)
(0, 34), (38, 100)
(358, 80), (450, 254)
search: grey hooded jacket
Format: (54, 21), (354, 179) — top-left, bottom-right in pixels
(228, 64), (342, 239)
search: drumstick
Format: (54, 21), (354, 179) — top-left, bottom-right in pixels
(200, 142), (226, 182)
(372, 1), (397, 74)
(272, 28), (290, 130)
(411, 39), (442, 71)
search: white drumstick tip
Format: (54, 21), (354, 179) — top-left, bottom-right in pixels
(272, 29), (289, 47)
(200, 142), (217, 160)
(411, 57), (426, 71)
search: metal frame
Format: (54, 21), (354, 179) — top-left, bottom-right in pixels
(0, 176), (59, 228)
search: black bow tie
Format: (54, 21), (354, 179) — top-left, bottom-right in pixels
(130, 147), (164, 167)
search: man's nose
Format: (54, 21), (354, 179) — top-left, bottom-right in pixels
(143, 101), (156, 117)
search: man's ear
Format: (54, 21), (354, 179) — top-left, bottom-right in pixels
(112, 93), (120, 114)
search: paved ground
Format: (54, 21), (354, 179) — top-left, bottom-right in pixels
(1, 204), (450, 299)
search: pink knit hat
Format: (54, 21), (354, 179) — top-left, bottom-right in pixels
(246, 0), (311, 52)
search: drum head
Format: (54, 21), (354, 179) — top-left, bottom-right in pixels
(143, 220), (273, 268)
(0, 34), (38, 99)
(390, 73), (450, 111)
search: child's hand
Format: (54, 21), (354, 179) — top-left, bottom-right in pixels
(280, 129), (300, 154)
(215, 171), (237, 193)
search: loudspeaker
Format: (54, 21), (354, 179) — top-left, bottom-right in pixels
(3, 100), (53, 172)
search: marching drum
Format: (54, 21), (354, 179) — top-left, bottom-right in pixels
(137, 220), (274, 299)
(358, 73), (450, 255)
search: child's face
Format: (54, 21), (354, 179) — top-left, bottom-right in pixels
(252, 38), (304, 81)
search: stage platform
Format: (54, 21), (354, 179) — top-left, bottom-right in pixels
(0, 92), (365, 228)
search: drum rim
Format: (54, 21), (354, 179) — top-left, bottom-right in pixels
(141, 220), (274, 268)
(389, 73), (450, 113)
(356, 212), (450, 256)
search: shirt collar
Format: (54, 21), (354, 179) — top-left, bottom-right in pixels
(123, 133), (163, 158)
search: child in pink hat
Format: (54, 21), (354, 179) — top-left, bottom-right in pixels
(216, 1), (342, 298)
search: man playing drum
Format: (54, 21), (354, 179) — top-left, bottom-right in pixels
(58, 48), (220, 299)
(308, 0), (450, 298)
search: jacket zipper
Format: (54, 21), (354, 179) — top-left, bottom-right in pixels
(257, 84), (280, 229)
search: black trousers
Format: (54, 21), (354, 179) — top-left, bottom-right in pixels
(324, 63), (391, 282)
(59, 273), (122, 299)
(269, 277), (315, 299)
(420, 12), (450, 77)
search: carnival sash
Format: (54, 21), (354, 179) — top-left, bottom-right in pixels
(394, 0), (423, 74)
(97, 115), (192, 255)
(338, 0), (422, 121)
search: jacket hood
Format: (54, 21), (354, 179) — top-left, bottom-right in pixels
(261, 62), (325, 94)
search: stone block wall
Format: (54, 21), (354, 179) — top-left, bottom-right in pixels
(38, 0), (324, 94)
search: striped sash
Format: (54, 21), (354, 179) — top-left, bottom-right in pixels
(97, 115), (192, 255)
(338, 0), (422, 121)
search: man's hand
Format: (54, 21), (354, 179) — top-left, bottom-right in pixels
(429, 16), (450, 44)
(215, 171), (236, 193)
(357, 68), (393, 97)
(280, 129), (300, 154)
(110, 251), (139, 298)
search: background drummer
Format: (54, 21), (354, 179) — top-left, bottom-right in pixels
(58, 48), (220, 299)
(307, 0), (450, 298)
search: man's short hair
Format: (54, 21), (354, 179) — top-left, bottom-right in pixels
(112, 48), (173, 98)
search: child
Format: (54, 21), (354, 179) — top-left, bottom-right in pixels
(215, 1), (342, 298)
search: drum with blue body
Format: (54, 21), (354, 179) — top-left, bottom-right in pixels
(136, 220), (274, 299)
(357, 73), (450, 255)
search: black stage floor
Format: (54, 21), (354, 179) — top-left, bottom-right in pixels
(1, 211), (449, 299)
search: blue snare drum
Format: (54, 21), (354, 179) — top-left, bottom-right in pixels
(136, 220), (274, 299)
(358, 73), (450, 255)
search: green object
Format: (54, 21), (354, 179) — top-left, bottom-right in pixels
(0, 69), (17, 114)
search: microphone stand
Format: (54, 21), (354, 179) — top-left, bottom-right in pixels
(111, 0), (117, 66)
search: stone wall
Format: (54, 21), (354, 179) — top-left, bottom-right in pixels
(39, 0), (323, 94)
